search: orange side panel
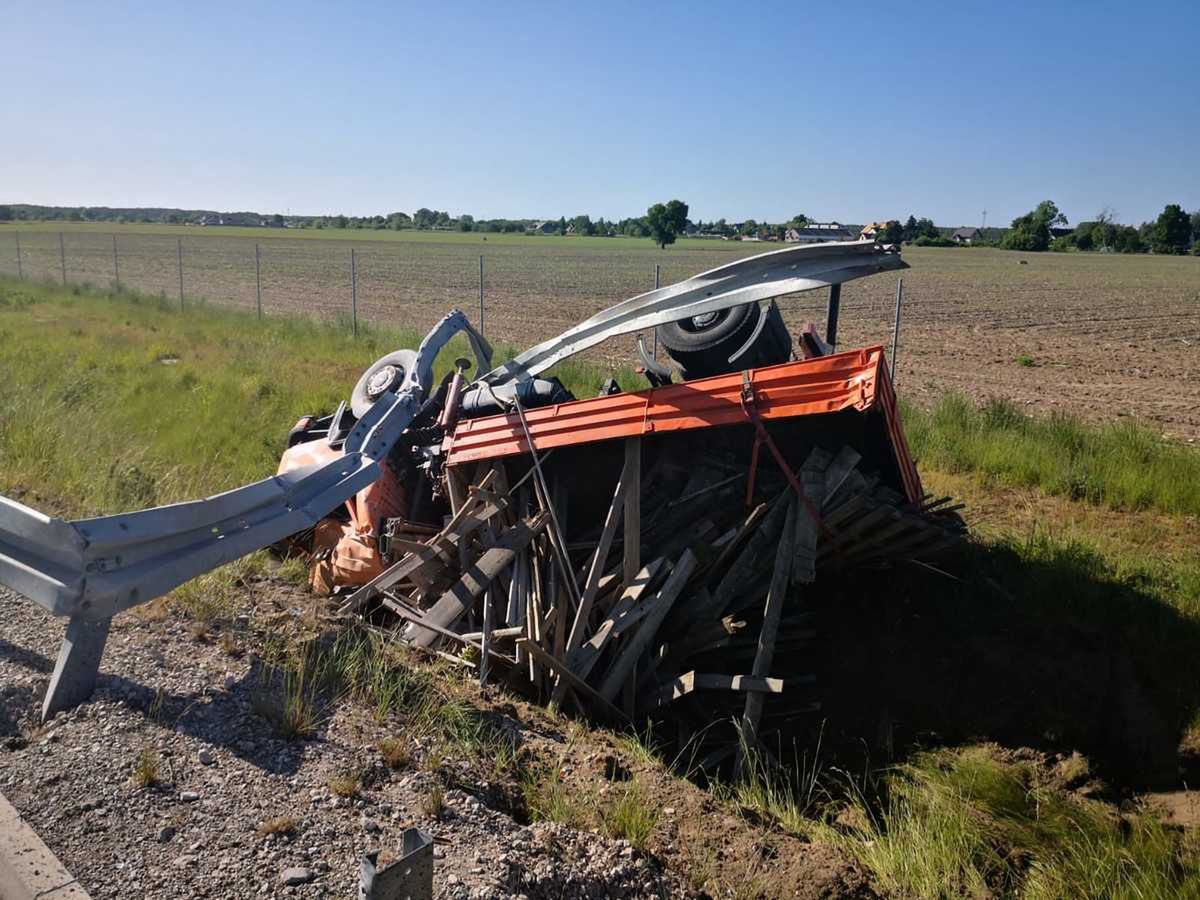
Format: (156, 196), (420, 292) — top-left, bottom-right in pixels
(444, 345), (923, 504)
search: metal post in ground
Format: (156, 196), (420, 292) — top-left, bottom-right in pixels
(14, 232), (21, 279)
(478, 254), (484, 335)
(890, 277), (904, 381)
(652, 263), (661, 358)
(177, 238), (184, 311)
(350, 248), (358, 337)
(112, 234), (120, 290)
(59, 232), (66, 285)
(825, 283), (841, 349)
(255, 243), (262, 320)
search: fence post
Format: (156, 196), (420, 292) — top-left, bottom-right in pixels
(351, 248), (358, 337)
(478, 254), (484, 335)
(59, 232), (66, 285)
(112, 234), (120, 291)
(890, 277), (904, 382)
(14, 232), (21, 280)
(177, 238), (184, 311)
(255, 243), (262, 320)
(652, 263), (661, 358)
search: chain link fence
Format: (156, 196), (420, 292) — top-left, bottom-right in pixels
(0, 229), (900, 361)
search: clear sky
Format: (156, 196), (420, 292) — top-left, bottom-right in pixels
(4, 1), (1196, 227)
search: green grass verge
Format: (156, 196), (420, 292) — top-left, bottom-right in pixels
(0, 276), (630, 517)
(902, 394), (1200, 516)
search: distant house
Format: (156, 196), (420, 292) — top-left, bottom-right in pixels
(859, 221), (889, 240)
(1049, 225), (1074, 240)
(951, 227), (981, 245)
(784, 222), (856, 244)
(527, 221), (557, 234)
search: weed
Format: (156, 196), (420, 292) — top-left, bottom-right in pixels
(327, 771), (360, 798)
(256, 815), (300, 837)
(131, 748), (161, 788)
(1015, 354), (1036, 367)
(378, 737), (412, 771)
(420, 782), (445, 819)
(219, 630), (241, 658)
(615, 725), (664, 767)
(602, 781), (658, 850)
(252, 661), (320, 740)
(522, 766), (589, 829)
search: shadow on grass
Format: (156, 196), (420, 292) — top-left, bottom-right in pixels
(815, 531), (1200, 790)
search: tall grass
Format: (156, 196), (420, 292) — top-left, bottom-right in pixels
(837, 747), (1200, 900)
(0, 277), (629, 517)
(902, 394), (1200, 515)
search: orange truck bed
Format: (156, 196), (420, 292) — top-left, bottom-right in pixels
(444, 345), (922, 504)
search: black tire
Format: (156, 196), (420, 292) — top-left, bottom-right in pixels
(727, 300), (792, 371)
(351, 349), (421, 418)
(656, 303), (761, 378)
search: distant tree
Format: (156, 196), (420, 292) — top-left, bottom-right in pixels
(333, 214), (349, 229)
(164, 212), (181, 224)
(0, 205), (12, 221)
(1113, 225), (1144, 253)
(1150, 204), (1191, 254)
(787, 213), (809, 227)
(911, 217), (939, 241)
(1001, 201), (1066, 252)
(739, 218), (759, 237)
(646, 200), (689, 248)
(902, 215), (918, 241)
(1190, 210), (1200, 246)
(458, 214), (475, 232)
(272, 213), (284, 227)
(570, 214), (594, 236)
(879, 220), (904, 243)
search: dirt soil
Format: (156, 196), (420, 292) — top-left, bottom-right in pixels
(0, 584), (872, 900)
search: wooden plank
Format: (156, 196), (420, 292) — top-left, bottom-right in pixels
(650, 671), (794, 709)
(517, 638), (629, 723)
(623, 437), (642, 587)
(561, 558), (665, 688)
(405, 512), (549, 648)
(737, 495), (798, 771)
(597, 549), (697, 704)
(564, 466), (629, 654)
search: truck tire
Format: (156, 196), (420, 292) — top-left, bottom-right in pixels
(655, 303), (760, 378)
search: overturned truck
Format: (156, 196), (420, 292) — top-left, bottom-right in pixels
(0, 240), (963, 764)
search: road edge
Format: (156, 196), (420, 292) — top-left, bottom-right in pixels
(0, 789), (91, 899)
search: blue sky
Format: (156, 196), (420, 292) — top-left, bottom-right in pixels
(4, 1), (1196, 227)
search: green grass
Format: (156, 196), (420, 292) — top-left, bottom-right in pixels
(837, 747), (1200, 900)
(0, 276), (629, 517)
(903, 394), (1200, 515)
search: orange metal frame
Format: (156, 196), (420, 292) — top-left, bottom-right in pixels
(445, 345), (923, 503)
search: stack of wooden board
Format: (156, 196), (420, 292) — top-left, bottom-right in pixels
(343, 428), (964, 771)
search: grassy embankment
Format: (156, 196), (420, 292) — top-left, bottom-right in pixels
(3, 276), (1200, 897)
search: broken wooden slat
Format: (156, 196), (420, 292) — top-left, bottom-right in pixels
(405, 512), (549, 648)
(622, 437), (642, 587)
(597, 549), (697, 704)
(563, 466), (629, 655)
(516, 638), (629, 724)
(561, 558), (665, 687)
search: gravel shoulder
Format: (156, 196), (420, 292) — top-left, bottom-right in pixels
(0, 585), (868, 899)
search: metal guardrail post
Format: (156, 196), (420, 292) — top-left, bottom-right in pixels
(359, 828), (433, 899)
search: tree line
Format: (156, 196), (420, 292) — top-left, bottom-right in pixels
(2, 200), (1197, 255)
